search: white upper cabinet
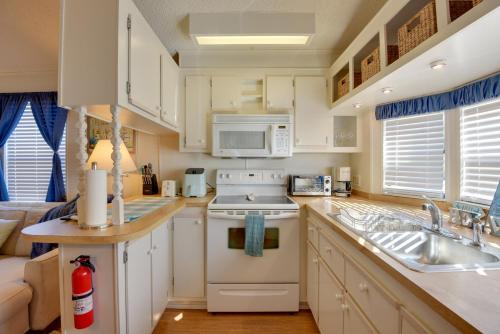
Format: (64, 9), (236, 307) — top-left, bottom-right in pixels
(161, 52), (179, 127)
(127, 13), (162, 116)
(266, 76), (294, 110)
(58, 0), (178, 135)
(294, 76), (332, 149)
(185, 76), (211, 150)
(211, 76), (241, 111)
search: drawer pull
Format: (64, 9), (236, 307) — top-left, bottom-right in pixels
(308, 227), (315, 232)
(341, 304), (349, 311)
(359, 283), (369, 292)
(335, 293), (343, 300)
(312, 258), (319, 264)
(325, 247), (333, 253)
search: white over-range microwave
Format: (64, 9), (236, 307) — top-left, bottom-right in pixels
(212, 114), (293, 158)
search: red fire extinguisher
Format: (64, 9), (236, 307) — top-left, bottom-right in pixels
(70, 255), (95, 329)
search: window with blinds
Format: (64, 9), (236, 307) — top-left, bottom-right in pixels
(460, 99), (500, 205)
(383, 112), (445, 198)
(4, 103), (67, 202)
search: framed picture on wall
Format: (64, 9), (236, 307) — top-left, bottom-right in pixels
(87, 116), (135, 153)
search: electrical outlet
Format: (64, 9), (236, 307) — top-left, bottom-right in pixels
(352, 175), (361, 187)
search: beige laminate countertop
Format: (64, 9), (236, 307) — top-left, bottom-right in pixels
(22, 194), (500, 332)
(21, 195), (214, 245)
(296, 196), (500, 334)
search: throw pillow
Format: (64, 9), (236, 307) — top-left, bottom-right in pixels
(0, 219), (20, 248)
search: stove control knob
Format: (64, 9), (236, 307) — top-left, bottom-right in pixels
(325, 179), (331, 184)
(271, 174), (276, 179)
(226, 174), (231, 179)
(219, 174), (224, 179)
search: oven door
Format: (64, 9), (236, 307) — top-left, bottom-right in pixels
(212, 123), (273, 157)
(207, 211), (299, 283)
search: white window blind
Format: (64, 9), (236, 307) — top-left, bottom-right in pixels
(383, 112), (445, 198)
(460, 99), (500, 205)
(4, 103), (66, 202)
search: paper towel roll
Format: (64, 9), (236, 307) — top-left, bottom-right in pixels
(85, 169), (108, 227)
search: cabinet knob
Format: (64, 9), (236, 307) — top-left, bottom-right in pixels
(308, 227), (315, 232)
(335, 293), (343, 301)
(359, 283), (368, 292)
(153, 245), (158, 250)
(195, 220), (202, 225)
(325, 247), (333, 253)
(341, 304), (349, 312)
(198, 139), (205, 144)
(296, 138), (300, 144)
(312, 258), (318, 264)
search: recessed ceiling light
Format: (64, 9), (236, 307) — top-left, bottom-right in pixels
(430, 60), (447, 70)
(353, 103), (362, 109)
(382, 87), (393, 94)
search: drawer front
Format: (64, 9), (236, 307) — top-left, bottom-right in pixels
(319, 232), (345, 284)
(345, 260), (400, 334)
(307, 219), (320, 250)
(207, 283), (299, 312)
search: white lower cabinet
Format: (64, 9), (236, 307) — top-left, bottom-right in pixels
(307, 243), (320, 323)
(126, 220), (170, 333)
(173, 214), (205, 299)
(318, 261), (343, 334)
(307, 216), (450, 334)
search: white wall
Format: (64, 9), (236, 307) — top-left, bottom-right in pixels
(0, 0), (59, 93)
(158, 135), (350, 191)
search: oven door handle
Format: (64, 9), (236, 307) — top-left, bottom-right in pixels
(208, 212), (299, 220)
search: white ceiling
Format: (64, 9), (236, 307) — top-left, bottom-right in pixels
(132, 0), (387, 55)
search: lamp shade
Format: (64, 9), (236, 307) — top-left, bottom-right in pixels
(87, 139), (137, 173)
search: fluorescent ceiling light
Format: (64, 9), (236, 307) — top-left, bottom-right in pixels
(189, 12), (315, 46)
(195, 35), (311, 45)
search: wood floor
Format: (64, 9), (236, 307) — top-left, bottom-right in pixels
(153, 309), (320, 334)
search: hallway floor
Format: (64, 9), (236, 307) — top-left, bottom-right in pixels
(153, 309), (320, 334)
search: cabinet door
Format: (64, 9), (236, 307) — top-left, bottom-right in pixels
(401, 307), (432, 334)
(126, 233), (152, 334)
(128, 13), (161, 116)
(266, 76), (294, 110)
(185, 76), (211, 149)
(343, 294), (376, 334)
(173, 216), (205, 298)
(151, 221), (169, 326)
(211, 76), (241, 111)
(307, 244), (319, 324)
(294, 77), (331, 148)
(332, 115), (361, 152)
(318, 262), (343, 334)
(161, 53), (179, 127)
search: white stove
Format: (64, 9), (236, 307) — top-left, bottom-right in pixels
(207, 169), (300, 312)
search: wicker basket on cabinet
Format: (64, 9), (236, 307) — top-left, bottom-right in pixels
(337, 73), (349, 98)
(397, 1), (437, 57)
(449, 0), (483, 21)
(361, 47), (380, 82)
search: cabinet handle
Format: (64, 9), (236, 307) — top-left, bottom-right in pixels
(195, 220), (202, 225)
(147, 249), (152, 255)
(325, 247), (333, 253)
(198, 139), (205, 144)
(359, 283), (369, 292)
(325, 136), (328, 144)
(152, 245), (158, 250)
(312, 258), (318, 264)
(308, 227), (315, 232)
(341, 304), (349, 312)
(296, 138), (300, 144)
(335, 293), (343, 301)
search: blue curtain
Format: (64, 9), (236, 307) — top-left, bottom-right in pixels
(0, 93), (30, 201)
(29, 92), (68, 202)
(375, 73), (500, 120)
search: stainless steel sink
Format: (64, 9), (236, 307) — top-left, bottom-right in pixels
(328, 211), (500, 272)
(366, 231), (500, 272)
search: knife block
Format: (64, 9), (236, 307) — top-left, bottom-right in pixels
(143, 174), (159, 195)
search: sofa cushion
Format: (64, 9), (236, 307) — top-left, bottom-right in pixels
(0, 220), (19, 248)
(0, 210), (26, 256)
(0, 281), (32, 324)
(0, 255), (30, 284)
(15, 210), (47, 257)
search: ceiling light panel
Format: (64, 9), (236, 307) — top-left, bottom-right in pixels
(189, 12), (315, 46)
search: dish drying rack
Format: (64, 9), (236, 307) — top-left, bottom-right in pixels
(330, 208), (426, 234)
